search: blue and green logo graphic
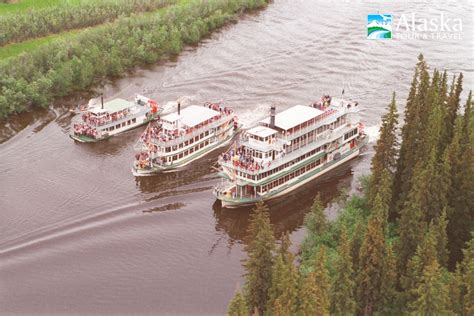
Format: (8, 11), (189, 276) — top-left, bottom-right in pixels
(367, 14), (392, 39)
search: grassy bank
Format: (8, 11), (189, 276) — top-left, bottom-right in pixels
(0, 0), (175, 46)
(0, 0), (270, 118)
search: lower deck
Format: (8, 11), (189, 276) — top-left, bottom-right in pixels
(214, 135), (367, 207)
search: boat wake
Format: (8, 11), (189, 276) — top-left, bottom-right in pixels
(365, 124), (380, 143)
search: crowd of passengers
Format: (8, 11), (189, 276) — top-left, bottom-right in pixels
(312, 94), (332, 109)
(82, 109), (129, 126)
(220, 146), (272, 172)
(73, 123), (98, 138)
(134, 103), (233, 170)
(141, 103), (233, 143)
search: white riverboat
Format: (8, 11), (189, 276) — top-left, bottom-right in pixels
(213, 95), (367, 208)
(132, 102), (241, 175)
(70, 95), (161, 143)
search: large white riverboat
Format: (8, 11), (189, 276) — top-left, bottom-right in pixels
(213, 95), (367, 208)
(132, 102), (240, 175)
(70, 95), (161, 143)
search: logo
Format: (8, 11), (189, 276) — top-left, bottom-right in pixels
(367, 14), (392, 40)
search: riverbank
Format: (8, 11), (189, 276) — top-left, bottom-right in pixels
(0, 0), (270, 118)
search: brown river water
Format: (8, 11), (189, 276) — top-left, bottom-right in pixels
(1, 0), (473, 314)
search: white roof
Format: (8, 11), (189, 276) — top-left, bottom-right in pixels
(161, 105), (220, 127)
(247, 126), (278, 138)
(260, 105), (323, 130)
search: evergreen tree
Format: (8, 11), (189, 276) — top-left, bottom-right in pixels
(330, 226), (356, 316)
(433, 208), (449, 267)
(266, 233), (298, 315)
(304, 193), (327, 237)
(243, 202), (275, 315)
(448, 264), (464, 314)
(368, 92), (398, 209)
(461, 236), (474, 315)
(356, 204), (386, 315)
(228, 289), (248, 316)
(401, 225), (438, 311)
(392, 54), (424, 217)
(298, 270), (319, 315)
(380, 242), (398, 315)
(447, 91), (474, 268)
(299, 246), (330, 316)
(396, 159), (430, 273)
(443, 73), (464, 150)
(350, 219), (365, 273)
(313, 246), (330, 315)
(409, 259), (451, 315)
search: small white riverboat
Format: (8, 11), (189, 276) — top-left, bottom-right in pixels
(70, 95), (162, 143)
(132, 102), (241, 175)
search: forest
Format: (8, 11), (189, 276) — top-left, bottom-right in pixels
(228, 55), (474, 315)
(0, 0), (269, 118)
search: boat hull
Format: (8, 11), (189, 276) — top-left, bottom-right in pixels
(216, 139), (366, 208)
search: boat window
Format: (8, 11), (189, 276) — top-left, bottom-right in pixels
(132, 118), (136, 123)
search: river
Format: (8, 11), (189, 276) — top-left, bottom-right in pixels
(0, 0), (472, 314)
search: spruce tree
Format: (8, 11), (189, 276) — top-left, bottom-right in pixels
(409, 259), (451, 315)
(298, 270), (319, 315)
(297, 247), (331, 316)
(228, 289), (248, 316)
(433, 208), (449, 267)
(243, 202), (275, 315)
(304, 193), (327, 237)
(356, 204), (386, 315)
(461, 236), (474, 315)
(401, 225), (438, 311)
(312, 246), (330, 315)
(380, 242), (398, 315)
(266, 233), (298, 315)
(368, 92), (398, 209)
(392, 54), (426, 217)
(330, 226), (356, 316)
(446, 91), (473, 267)
(350, 219), (365, 273)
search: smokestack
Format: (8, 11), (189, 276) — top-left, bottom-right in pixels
(178, 101), (181, 115)
(101, 93), (104, 110)
(270, 106), (276, 128)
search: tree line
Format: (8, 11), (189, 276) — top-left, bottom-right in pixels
(0, 0), (173, 46)
(0, 0), (269, 118)
(228, 55), (473, 315)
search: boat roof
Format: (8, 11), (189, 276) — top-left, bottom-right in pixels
(90, 98), (133, 114)
(247, 126), (278, 138)
(161, 105), (219, 127)
(260, 105), (323, 130)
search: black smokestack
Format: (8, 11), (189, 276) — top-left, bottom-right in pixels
(178, 101), (181, 115)
(101, 93), (104, 110)
(270, 106), (276, 128)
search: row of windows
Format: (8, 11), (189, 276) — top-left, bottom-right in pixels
(257, 158), (324, 193)
(237, 145), (327, 181)
(105, 118), (137, 131)
(285, 116), (346, 154)
(164, 130), (210, 153)
(165, 140), (211, 163)
(344, 128), (358, 140)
